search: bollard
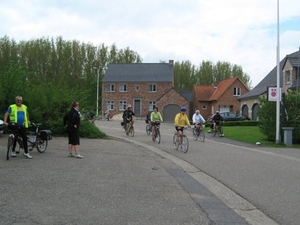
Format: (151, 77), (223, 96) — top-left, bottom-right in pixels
(282, 127), (294, 146)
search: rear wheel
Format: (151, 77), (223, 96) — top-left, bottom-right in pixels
(36, 136), (48, 153)
(181, 135), (189, 153)
(173, 133), (179, 150)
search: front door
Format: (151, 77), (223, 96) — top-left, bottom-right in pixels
(134, 99), (141, 116)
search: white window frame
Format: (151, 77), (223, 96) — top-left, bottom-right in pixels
(107, 84), (115, 92)
(119, 84), (127, 92)
(148, 101), (156, 111)
(106, 101), (114, 110)
(233, 87), (241, 96)
(149, 84), (157, 92)
(285, 70), (290, 84)
(119, 100), (127, 110)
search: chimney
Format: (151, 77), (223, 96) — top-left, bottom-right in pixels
(169, 60), (174, 65)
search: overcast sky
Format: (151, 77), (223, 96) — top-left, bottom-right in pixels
(1, 0), (300, 87)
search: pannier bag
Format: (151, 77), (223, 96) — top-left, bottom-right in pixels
(121, 121), (124, 126)
(40, 130), (52, 140)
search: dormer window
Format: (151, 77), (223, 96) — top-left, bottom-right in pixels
(233, 87), (241, 96)
(285, 70), (290, 84)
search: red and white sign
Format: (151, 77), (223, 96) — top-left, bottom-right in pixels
(267, 87), (281, 101)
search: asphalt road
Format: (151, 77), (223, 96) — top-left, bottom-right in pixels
(96, 119), (300, 225)
(0, 123), (245, 225)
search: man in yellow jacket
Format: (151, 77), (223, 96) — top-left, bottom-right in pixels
(174, 106), (190, 143)
(3, 96), (32, 159)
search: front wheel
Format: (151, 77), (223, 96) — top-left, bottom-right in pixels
(36, 136), (48, 153)
(7, 135), (13, 160)
(146, 124), (151, 135)
(130, 126), (134, 137)
(193, 128), (198, 141)
(182, 135), (189, 153)
(155, 128), (161, 144)
(173, 133), (179, 150)
(198, 130), (205, 142)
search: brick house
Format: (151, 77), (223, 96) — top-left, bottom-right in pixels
(238, 50), (300, 120)
(101, 60), (190, 122)
(193, 76), (250, 120)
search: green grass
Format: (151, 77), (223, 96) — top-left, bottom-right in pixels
(204, 126), (300, 148)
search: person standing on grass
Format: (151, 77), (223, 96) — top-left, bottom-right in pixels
(63, 101), (83, 159)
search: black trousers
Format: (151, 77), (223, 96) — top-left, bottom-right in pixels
(13, 127), (29, 154)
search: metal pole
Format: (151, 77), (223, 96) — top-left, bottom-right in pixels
(276, 0), (280, 143)
(96, 70), (99, 117)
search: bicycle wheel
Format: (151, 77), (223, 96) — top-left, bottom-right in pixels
(36, 136), (48, 153)
(182, 135), (189, 153)
(130, 127), (134, 137)
(173, 133), (179, 150)
(213, 127), (217, 137)
(155, 128), (161, 144)
(146, 124), (151, 135)
(7, 135), (13, 160)
(198, 130), (205, 142)
(193, 128), (198, 141)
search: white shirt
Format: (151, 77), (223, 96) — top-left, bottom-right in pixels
(192, 113), (205, 124)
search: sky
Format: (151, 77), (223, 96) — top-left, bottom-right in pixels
(1, 0), (300, 88)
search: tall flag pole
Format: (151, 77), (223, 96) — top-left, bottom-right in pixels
(276, 0), (281, 143)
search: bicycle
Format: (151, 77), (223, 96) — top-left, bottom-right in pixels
(173, 126), (189, 153)
(193, 123), (205, 142)
(6, 122), (51, 160)
(151, 121), (161, 144)
(126, 121), (134, 137)
(212, 122), (223, 137)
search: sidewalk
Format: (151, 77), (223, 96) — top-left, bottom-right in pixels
(0, 135), (209, 225)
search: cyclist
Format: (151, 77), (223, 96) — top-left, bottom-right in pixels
(174, 106), (190, 143)
(3, 96), (32, 159)
(192, 110), (206, 134)
(212, 111), (224, 136)
(150, 106), (163, 141)
(124, 105), (135, 133)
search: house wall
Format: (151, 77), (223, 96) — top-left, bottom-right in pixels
(214, 80), (249, 114)
(283, 60), (293, 94)
(157, 88), (190, 120)
(239, 98), (261, 120)
(193, 101), (212, 121)
(102, 82), (173, 117)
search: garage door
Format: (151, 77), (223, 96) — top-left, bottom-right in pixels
(163, 104), (180, 122)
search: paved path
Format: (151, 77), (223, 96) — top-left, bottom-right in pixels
(0, 120), (255, 225)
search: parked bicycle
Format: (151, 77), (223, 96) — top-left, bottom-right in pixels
(193, 123), (205, 142)
(126, 121), (134, 137)
(6, 122), (51, 160)
(151, 121), (161, 144)
(173, 126), (189, 153)
(213, 123), (223, 137)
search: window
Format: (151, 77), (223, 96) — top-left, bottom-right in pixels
(202, 105), (207, 110)
(285, 71), (290, 84)
(107, 84), (115, 92)
(233, 87), (241, 96)
(119, 84), (127, 92)
(148, 101), (156, 111)
(119, 101), (127, 110)
(149, 84), (156, 92)
(106, 101), (114, 110)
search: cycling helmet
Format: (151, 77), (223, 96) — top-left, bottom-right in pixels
(180, 107), (187, 112)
